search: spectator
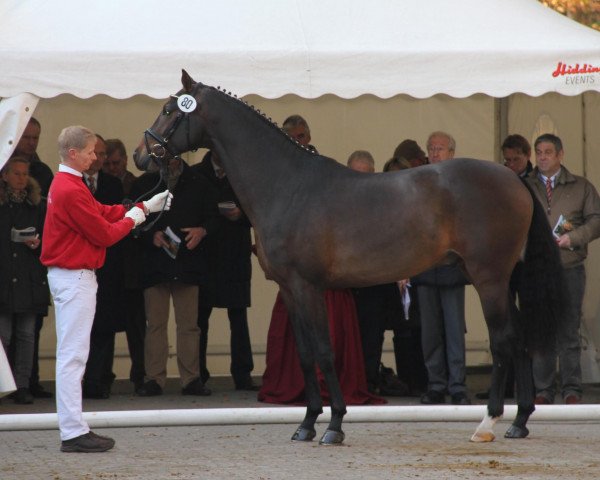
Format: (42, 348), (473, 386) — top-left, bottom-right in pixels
(192, 151), (257, 390)
(502, 134), (533, 178)
(526, 133), (600, 405)
(347, 150), (409, 396)
(413, 131), (471, 405)
(476, 133), (533, 401)
(103, 138), (146, 394)
(390, 139), (428, 168)
(132, 156), (219, 398)
(11, 116), (53, 399)
(81, 135), (126, 399)
(103, 138), (137, 197)
(12, 117), (53, 196)
(0, 157), (49, 404)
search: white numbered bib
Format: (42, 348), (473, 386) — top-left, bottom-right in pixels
(177, 94), (197, 113)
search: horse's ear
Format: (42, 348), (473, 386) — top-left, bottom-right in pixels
(181, 69), (195, 93)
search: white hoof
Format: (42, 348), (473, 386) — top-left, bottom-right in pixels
(470, 415), (501, 443)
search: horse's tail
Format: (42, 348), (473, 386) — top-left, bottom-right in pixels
(517, 180), (566, 353)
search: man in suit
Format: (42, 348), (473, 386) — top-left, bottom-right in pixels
(82, 135), (126, 399)
(414, 131), (470, 406)
(103, 138), (146, 393)
(192, 151), (257, 390)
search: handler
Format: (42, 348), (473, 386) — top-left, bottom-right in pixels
(41, 125), (171, 453)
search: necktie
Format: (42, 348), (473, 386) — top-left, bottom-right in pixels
(88, 176), (96, 194)
(545, 177), (552, 211)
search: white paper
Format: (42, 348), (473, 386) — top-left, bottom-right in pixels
(402, 285), (411, 320)
(162, 226), (181, 259)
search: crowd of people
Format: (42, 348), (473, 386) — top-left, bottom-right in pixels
(1, 113), (599, 453)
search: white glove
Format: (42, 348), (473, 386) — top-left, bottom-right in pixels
(124, 206), (147, 227)
(144, 190), (173, 214)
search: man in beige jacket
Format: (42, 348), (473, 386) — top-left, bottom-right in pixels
(526, 133), (600, 405)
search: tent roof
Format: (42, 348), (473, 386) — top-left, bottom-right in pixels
(1, 0), (600, 100)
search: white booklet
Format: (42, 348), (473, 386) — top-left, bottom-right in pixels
(162, 226), (181, 259)
(11, 226), (37, 243)
(553, 214), (571, 239)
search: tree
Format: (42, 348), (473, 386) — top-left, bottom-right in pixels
(539, 0), (600, 31)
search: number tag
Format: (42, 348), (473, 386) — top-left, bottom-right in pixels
(177, 94), (197, 113)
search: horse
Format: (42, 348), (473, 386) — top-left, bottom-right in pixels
(134, 70), (564, 445)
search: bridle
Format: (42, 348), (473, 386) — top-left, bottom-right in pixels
(129, 88), (199, 234)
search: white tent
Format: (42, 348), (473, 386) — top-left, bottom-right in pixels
(1, 0), (600, 101)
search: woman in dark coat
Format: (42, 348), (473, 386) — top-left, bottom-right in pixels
(0, 157), (49, 404)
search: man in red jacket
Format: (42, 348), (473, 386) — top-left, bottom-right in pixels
(41, 125), (171, 453)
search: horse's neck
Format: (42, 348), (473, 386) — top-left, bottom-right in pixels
(203, 91), (318, 226)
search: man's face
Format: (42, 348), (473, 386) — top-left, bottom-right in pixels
(68, 139), (97, 173)
(503, 147), (530, 175)
(15, 121), (41, 157)
(87, 138), (107, 174)
(427, 135), (454, 163)
(103, 150), (127, 177)
(287, 125), (311, 146)
(2, 161), (29, 191)
(535, 141), (563, 177)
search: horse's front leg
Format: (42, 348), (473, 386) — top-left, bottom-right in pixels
(313, 324), (346, 445)
(284, 283), (346, 445)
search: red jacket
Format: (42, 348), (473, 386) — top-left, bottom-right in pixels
(41, 170), (135, 270)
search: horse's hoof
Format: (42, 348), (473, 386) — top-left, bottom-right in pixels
(504, 425), (529, 439)
(319, 429), (345, 445)
(291, 427), (316, 442)
(470, 431), (495, 443)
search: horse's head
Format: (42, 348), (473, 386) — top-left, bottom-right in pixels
(134, 69), (208, 172)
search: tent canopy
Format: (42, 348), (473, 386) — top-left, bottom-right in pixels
(1, 0), (600, 100)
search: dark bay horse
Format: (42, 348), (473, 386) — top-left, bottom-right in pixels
(134, 70), (564, 445)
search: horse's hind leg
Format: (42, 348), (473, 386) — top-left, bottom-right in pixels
(288, 317), (321, 442)
(504, 341), (535, 439)
(471, 287), (512, 443)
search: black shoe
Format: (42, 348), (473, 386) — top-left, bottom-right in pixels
(133, 380), (145, 395)
(136, 380), (163, 397)
(83, 384), (110, 399)
(235, 378), (260, 391)
(379, 368), (410, 397)
(182, 378), (211, 396)
(420, 390), (446, 405)
(60, 432), (115, 453)
(29, 383), (53, 399)
(451, 392), (471, 405)
(14, 388), (34, 405)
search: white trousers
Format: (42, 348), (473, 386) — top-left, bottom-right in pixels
(48, 267), (97, 441)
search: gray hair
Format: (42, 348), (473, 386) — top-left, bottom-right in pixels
(427, 131), (456, 152)
(282, 114), (310, 135)
(58, 126), (96, 161)
(347, 150), (375, 170)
